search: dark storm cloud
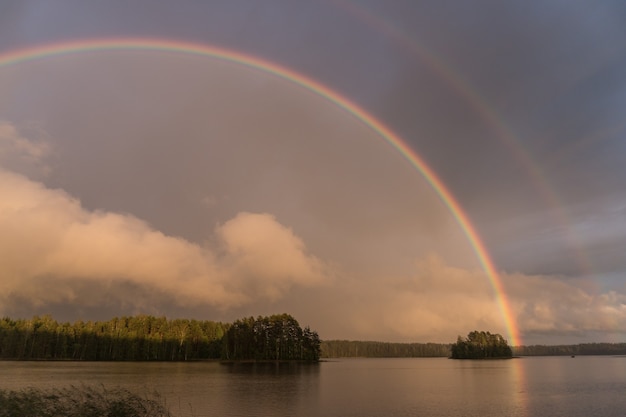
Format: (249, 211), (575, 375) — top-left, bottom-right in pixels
(347, 1), (626, 279)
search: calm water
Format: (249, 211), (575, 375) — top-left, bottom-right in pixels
(1, 356), (625, 416)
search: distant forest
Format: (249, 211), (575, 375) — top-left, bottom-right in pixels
(513, 343), (626, 356)
(1, 315), (625, 360)
(321, 340), (451, 358)
(325, 340), (626, 358)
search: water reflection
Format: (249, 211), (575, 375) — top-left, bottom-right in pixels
(1, 357), (625, 417)
(510, 357), (529, 417)
(447, 358), (527, 417)
(158, 362), (322, 417)
(215, 362), (320, 417)
(520, 356), (626, 416)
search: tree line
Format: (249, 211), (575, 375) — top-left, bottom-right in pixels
(513, 343), (626, 356)
(320, 340), (451, 358)
(3, 316), (625, 361)
(321, 337), (626, 358)
(0, 314), (320, 361)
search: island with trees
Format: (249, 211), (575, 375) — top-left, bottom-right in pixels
(222, 314), (321, 361)
(450, 330), (513, 359)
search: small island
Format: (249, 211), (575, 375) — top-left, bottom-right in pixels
(222, 314), (321, 361)
(450, 330), (513, 359)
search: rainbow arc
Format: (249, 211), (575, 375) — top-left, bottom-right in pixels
(0, 37), (520, 346)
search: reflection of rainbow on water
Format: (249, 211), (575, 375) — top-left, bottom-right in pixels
(0, 38), (519, 346)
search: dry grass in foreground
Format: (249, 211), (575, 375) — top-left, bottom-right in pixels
(0, 385), (172, 417)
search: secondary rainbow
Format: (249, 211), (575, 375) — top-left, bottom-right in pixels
(0, 38), (521, 345)
(338, 1), (592, 278)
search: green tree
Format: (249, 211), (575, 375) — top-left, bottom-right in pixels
(450, 330), (512, 359)
(221, 314), (320, 361)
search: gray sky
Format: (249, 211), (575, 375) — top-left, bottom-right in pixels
(1, 0), (625, 345)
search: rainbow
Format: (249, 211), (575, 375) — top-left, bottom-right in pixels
(0, 37), (521, 345)
(337, 0), (592, 278)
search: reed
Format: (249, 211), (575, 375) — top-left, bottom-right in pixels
(0, 385), (171, 417)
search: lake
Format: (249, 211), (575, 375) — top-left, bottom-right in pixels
(1, 356), (625, 416)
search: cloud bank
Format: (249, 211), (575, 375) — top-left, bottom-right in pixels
(0, 168), (329, 315)
(2, 167), (625, 343)
(304, 256), (626, 344)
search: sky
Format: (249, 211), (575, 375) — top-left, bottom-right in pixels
(0, 0), (625, 345)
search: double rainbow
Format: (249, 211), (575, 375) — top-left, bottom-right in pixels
(0, 38), (520, 346)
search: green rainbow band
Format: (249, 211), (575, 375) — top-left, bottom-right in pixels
(0, 37), (520, 345)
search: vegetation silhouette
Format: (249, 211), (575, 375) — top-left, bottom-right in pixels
(321, 340), (451, 357)
(512, 343), (626, 356)
(450, 331), (513, 359)
(0, 385), (171, 417)
(222, 314), (320, 361)
(0, 313), (320, 361)
(2, 315), (626, 361)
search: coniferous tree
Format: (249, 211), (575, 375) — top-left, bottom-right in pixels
(221, 314), (320, 361)
(450, 331), (512, 359)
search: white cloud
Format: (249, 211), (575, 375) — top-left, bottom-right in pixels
(506, 272), (626, 340)
(0, 170), (331, 314)
(300, 255), (626, 344)
(314, 255), (509, 343)
(217, 212), (330, 300)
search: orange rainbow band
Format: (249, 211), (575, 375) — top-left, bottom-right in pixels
(0, 37), (520, 346)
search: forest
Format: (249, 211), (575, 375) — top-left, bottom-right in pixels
(512, 343), (626, 356)
(321, 340), (451, 358)
(0, 314), (319, 361)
